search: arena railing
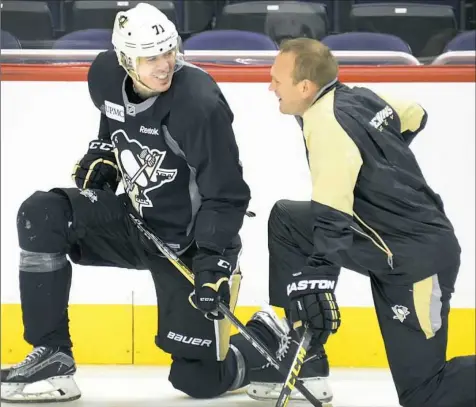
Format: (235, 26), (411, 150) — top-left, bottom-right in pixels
(0, 49), (422, 65)
(431, 51), (476, 65)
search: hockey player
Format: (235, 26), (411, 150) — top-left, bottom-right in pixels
(266, 37), (476, 407)
(1, 4), (331, 404)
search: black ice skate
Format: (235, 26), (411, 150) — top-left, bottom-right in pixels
(1, 346), (80, 403)
(247, 306), (333, 404)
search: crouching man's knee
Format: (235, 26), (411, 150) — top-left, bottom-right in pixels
(17, 190), (72, 253)
(268, 200), (292, 233)
(168, 355), (238, 399)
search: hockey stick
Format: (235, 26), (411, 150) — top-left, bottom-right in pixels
(275, 325), (313, 407)
(126, 211), (326, 407)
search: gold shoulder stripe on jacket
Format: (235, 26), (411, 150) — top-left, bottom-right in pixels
(303, 89), (363, 216)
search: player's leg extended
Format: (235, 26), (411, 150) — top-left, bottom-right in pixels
(246, 199), (332, 403)
(370, 269), (476, 407)
(1, 188), (145, 403)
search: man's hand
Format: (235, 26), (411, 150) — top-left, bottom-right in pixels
(287, 266), (340, 344)
(189, 249), (233, 320)
(72, 140), (120, 191)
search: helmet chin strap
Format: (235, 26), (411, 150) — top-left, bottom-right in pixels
(133, 77), (161, 98)
(126, 66), (161, 98)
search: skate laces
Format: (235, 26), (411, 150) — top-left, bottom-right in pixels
(12, 346), (47, 369)
(277, 334), (292, 361)
(252, 304), (293, 369)
(257, 333), (292, 370)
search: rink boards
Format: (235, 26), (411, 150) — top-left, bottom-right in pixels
(1, 64), (475, 366)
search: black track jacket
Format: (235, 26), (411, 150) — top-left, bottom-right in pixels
(302, 81), (460, 283)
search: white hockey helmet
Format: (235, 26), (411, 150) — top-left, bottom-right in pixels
(111, 2), (180, 77)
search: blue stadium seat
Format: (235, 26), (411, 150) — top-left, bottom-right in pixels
(322, 32), (412, 53)
(183, 29), (278, 50)
(1, 30), (22, 49)
(53, 29), (113, 50)
(1, 30), (24, 64)
(443, 30), (476, 51)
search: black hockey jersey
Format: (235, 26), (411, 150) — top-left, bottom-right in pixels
(87, 50), (251, 254)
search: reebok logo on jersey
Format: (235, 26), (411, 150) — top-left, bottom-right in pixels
(167, 331), (212, 347)
(139, 126), (159, 135)
(287, 279), (336, 295)
(104, 101), (125, 122)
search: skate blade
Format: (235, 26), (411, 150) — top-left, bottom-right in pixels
(248, 392), (333, 407)
(247, 377), (333, 404)
(247, 393), (333, 406)
(1, 375), (81, 403)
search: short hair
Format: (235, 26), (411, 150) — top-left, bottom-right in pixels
(279, 38), (338, 87)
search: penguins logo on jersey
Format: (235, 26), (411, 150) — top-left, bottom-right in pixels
(111, 129), (178, 215)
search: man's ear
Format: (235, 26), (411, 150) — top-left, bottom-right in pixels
(301, 79), (318, 97)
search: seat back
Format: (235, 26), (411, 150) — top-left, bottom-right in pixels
(183, 29), (278, 50)
(322, 32), (412, 53)
(0, 0), (54, 42)
(1, 30), (22, 49)
(350, 3), (458, 57)
(69, 0), (178, 31)
(444, 29), (476, 51)
(53, 28), (113, 49)
(215, 1), (329, 44)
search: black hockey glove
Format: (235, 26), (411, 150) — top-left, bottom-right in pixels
(72, 140), (121, 191)
(287, 266), (340, 345)
(189, 248), (232, 321)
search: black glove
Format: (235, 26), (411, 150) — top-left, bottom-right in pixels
(189, 248), (232, 320)
(287, 266), (340, 344)
(72, 140), (121, 191)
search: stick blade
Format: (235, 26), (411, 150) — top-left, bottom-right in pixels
(275, 327), (317, 407)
